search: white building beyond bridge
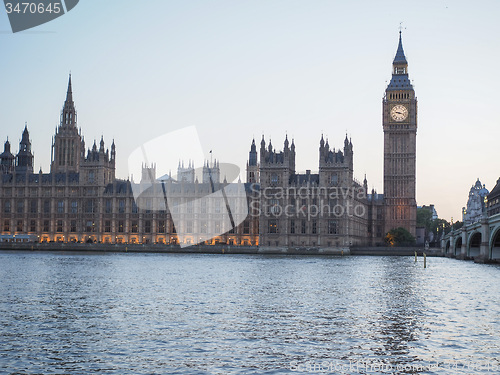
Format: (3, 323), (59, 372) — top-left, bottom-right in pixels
(442, 178), (500, 262)
(463, 179), (489, 225)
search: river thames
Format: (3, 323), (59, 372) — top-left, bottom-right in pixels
(0, 252), (499, 374)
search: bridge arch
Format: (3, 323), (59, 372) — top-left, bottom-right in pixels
(454, 237), (462, 257)
(490, 226), (500, 260)
(468, 231), (482, 258)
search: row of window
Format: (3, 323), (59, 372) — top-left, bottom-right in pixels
(1, 187), (99, 196)
(266, 173), (340, 185)
(3, 219), (252, 235)
(267, 219), (338, 235)
(1, 199), (139, 214)
(387, 91), (410, 100)
(1, 198), (250, 215)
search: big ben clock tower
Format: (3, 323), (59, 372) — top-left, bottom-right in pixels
(383, 32), (417, 237)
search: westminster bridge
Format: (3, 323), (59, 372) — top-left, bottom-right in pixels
(442, 213), (500, 262)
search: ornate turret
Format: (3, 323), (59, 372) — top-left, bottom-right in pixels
(203, 159), (220, 184)
(259, 134), (295, 186)
(178, 159), (196, 183)
(111, 139), (116, 163)
(0, 138), (15, 173)
(318, 134), (354, 186)
(247, 138), (259, 183)
(61, 74), (77, 127)
(51, 74), (84, 173)
(248, 138), (257, 166)
(15, 123), (34, 174)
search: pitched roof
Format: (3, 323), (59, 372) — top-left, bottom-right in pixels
(393, 32), (407, 65)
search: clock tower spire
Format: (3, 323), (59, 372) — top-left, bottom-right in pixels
(383, 32), (417, 237)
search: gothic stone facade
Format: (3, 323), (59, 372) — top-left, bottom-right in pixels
(247, 135), (384, 249)
(383, 32), (417, 237)
(0, 76), (258, 246)
(0, 33), (416, 247)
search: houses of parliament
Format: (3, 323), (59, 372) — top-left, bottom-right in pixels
(0, 33), (417, 248)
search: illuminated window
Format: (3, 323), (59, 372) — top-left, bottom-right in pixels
(131, 221), (138, 233)
(158, 220), (166, 233)
(268, 219), (278, 234)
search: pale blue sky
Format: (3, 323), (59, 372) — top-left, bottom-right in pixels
(1, 0), (499, 221)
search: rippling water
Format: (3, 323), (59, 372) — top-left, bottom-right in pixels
(0, 252), (499, 374)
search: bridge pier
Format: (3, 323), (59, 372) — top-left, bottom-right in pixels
(475, 218), (490, 263)
(448, 233), (454, 258)
(457, 228), (467, 260)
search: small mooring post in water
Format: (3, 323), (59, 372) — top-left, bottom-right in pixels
(424, 253), (427, 268)
(415, 251), (417, 263)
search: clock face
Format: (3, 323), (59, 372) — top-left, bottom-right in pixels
(390, 104), (408, 122)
